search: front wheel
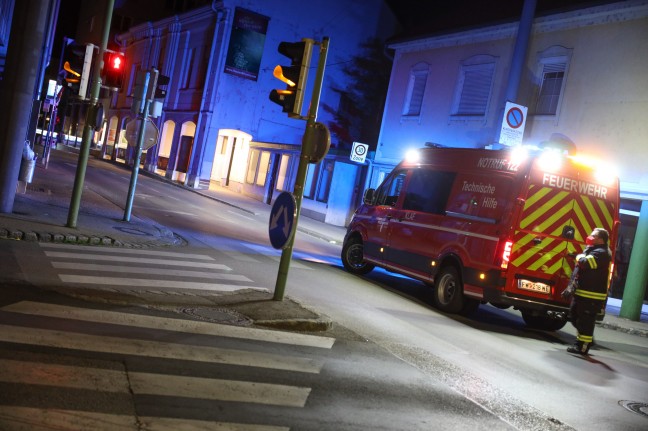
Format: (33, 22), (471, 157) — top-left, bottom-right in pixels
(521, 310), (568, 331)
(433, 266), (465, 314)
(341, 236), (374, 275)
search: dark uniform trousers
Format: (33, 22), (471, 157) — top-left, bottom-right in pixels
(570, 297), (604, 345)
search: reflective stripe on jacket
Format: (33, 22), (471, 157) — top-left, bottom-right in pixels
(574, 244), (611, 301)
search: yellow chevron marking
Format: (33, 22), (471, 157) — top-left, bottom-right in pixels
(582, 198), (604, 230)
(544, 258), (563, 275)
(572, 203), (593, 239)
(596, 199), (614, 227)
(534, 201), (571, 233)
(521, 190), (570, 230)
(512, 235), (543, 267)
(528, 240), (564, 272)
(523, 186), (551, 210)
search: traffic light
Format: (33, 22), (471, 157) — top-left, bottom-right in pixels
(102, 51), (126, 89)
(62, 41), (95, 99)
(154, 74), (170, 100)
(269, 39), (313, 118)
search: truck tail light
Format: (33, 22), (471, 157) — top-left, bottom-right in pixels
(499, 240), (513, 269)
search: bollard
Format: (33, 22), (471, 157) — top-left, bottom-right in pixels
(19, 156), (37, 183)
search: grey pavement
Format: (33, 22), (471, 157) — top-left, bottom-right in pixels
(1, 146), (647, 336)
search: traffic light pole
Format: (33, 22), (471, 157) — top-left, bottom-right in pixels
(123, 72), (151, 222)
(66, 0), (114, 228)
(274, 37), (329, 301)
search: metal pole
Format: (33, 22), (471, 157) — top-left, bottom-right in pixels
(274, 37), (329, 301)
(123, 72), (151, 222)
(620, 200), (648, 321)
(66, 0), (115, 228)
(0, 0), (50, 214)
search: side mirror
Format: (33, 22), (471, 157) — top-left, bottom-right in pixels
(363, 188), (376, 205)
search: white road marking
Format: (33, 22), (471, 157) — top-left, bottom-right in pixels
(40, 243), (216, 261)
(0, 407), (288, 431)
(2, 302), (335, 349)
(51, 262), (248, 281)
(57, 274), (266, 292)
(0, 324), (324, 374)
(0, 359), (311, 407)
(43, 251), (229, 269)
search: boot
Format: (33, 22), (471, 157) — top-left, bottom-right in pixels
(567, 341), (590, 355)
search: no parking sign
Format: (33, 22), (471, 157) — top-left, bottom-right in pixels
(350, 141), (369, 163)
(499, 102), (528, 146)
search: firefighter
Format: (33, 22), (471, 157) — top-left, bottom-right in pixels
(561, 228), (612, 355)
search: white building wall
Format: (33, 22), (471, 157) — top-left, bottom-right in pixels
(378, 0), (648, 196)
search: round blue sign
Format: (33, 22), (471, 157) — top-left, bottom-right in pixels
(269, 192), (296, 249)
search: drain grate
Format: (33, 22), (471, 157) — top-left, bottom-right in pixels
(619, 400), (648, 419)
(180, 307), (252, 325)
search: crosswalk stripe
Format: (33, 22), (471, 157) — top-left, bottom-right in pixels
(0, 324), (324, 374)
(39, 242), (216, 260)
(43, 251), (230, 269)
(0, 407), (289, 431)
(0, 359), (311, 407)
(2, 302), (335, 349)
(0, 358), (130, 393)
(131, 372), (310, 407)
(51, 262), (248, 281)
(57, 274), (265, 292)
(0, 407), (137, 431)
(139, 416), (289, 431)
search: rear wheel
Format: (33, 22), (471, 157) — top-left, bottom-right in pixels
(521, 310), (568, 331)
(433, 266), (465, 314)
(341, 236), (375, 275)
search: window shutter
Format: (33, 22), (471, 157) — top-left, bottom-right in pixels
(403, 71), (428, 116)
(457, 64), (494, 115)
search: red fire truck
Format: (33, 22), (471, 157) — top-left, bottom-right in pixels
(342, 146), (619, 331)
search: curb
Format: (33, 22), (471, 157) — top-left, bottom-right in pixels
(254, 317), (333, 332)
(598, 321), (648, 338)
(0, 226), (185, 248)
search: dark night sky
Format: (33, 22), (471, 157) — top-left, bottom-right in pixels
(385, 0), (622, 38)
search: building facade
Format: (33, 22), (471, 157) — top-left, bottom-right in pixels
(98, 0), (399, 225)
(372, 0), (648, 302)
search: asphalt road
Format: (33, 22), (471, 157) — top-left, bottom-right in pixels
(1, 156), (647, 430)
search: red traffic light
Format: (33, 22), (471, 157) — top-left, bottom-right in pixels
(109, 54), (123, 70)
(102, 52), (126, 89)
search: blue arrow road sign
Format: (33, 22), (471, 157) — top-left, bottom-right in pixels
(269, 191), (296, 249)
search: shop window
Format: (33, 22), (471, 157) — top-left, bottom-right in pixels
(256, 151), (270, 186)
(246, 149), (259, 184)
(304, 160), (335, 203)
(316, 160), (334, 202)
(276, 154), (291, 191)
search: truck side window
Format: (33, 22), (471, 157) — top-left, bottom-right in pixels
(376, 171), (407, 207)
(403, 169), (456, 214)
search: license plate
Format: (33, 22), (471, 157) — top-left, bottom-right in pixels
(518, 279), (550, 294)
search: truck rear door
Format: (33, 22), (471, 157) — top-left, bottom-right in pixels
(507, 156), (618, 300)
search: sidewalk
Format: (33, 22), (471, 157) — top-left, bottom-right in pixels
(1, 148), (646, 336)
